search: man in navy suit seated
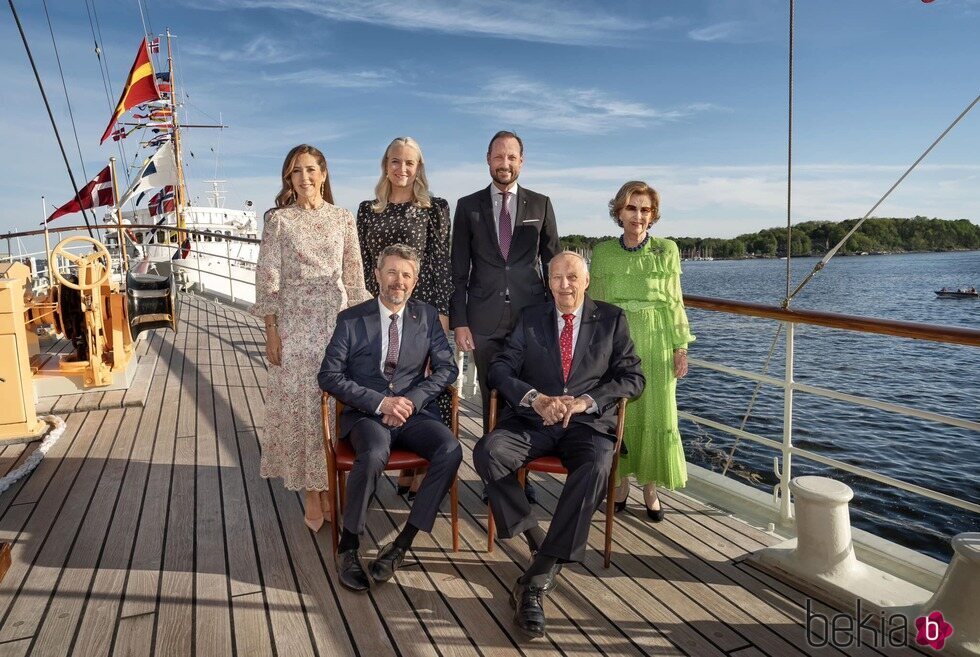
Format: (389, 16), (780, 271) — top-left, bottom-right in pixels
(474, 251), (645, 638)
(319, 244), (462, 592)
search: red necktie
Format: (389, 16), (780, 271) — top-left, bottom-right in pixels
(498, 191), (512, 260)
(560, 313), (574, 382)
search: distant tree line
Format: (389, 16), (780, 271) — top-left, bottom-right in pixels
(560, 217), (980, 259)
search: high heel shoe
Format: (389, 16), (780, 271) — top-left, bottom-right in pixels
(396, 470), (415, 496)
(304, 515), (325, 532)
(644, 486), (665, 523)
(614, 500), (627, 514)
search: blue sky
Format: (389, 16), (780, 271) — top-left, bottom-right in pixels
(1, 0), (977, 240)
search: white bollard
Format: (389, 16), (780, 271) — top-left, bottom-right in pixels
(916, 533), (980, 655)
(789, 476), (859, 578)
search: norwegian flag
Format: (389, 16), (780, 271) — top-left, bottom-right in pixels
(148, 185), (176, 216)
(46, 166), (114, 222)
(111, 127), (128, 142)
(148, 37), (160, 54)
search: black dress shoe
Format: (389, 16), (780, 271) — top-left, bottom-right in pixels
(510, 579), (547, 638)
(537, 561), (563, 594)
(337, 549), (370, 592)
(647, 506), (665, 522)
(369, 543), (407, 583)
(396, 484), (411, 496)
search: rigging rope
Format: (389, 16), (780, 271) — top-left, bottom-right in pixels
(88, 0), (134, 195)
(41, 0), (101, 241)
(785, 0), (794, 303)
(783, 92), (980, 306)
(7, 0), (93, 237)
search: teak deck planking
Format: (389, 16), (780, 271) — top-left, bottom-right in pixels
(0, 295), (933, 657)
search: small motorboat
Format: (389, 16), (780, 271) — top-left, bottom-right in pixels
(935, 286), (979, 299)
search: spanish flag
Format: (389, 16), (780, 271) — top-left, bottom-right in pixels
(100, 38), (162, 144)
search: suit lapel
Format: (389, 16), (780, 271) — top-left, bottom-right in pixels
(395, 302), (423, 379)
(362, 306), (382, 374)
(479, 186), (503, 260)
(568, 298), (598, 382)
(538, 303), (563, 380)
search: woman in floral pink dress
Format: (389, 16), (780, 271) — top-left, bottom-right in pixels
(252, 144), (371, 532)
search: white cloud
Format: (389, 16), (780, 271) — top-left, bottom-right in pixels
(688, 21), (746, 42)
(261, 69), (397, 89)
(436, 75), (719, 134)
(195, 0), (677, 46)
(184, 35), (301, 64)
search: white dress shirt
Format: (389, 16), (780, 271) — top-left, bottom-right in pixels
(520, 303), (597, 414)
(490, 181), (519, 235)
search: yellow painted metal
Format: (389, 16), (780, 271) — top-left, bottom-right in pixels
(0, 263), (45, 442)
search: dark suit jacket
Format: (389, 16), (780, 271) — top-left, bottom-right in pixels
(488, 297), (645, 437)
(449, 185), (561, 334)
(318, 298), (459, 438)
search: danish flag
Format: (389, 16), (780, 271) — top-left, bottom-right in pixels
(46, 166), (114, 222)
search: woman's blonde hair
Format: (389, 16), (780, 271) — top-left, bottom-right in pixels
(608, 180), (661, 227)
(371, 137), (432, 213)
(275, 144), (333, 208)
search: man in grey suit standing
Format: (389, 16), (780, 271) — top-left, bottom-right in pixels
(450, 131), (561, 437)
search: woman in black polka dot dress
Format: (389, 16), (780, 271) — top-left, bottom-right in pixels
(356, 137), (453, 496)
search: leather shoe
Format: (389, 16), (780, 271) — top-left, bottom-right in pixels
(369, 543), (407, 583)
(510, 579), (546, 638)
(337, 549), (370, 592)
(647, 506), (665, 522)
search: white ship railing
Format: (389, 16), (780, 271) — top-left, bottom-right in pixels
(456, 295), (980, 526)
(7, 226), (978, 526)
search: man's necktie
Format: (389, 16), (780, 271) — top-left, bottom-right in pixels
(560, 313), (574, 382)
(498, 191), (512, 260)
(383, 313), (399, 380)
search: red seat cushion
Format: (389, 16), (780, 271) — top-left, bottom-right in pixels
(332, 440), (430, 470)
(526, 455), (566, 474)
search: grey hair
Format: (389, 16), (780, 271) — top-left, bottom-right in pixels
(376, 243), (420, 275)
(551, 250), (588, 270)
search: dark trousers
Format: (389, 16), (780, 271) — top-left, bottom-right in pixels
(472, 303), (514, 432)
(473, 418), (615, 562)
(343, 413), (462, 535)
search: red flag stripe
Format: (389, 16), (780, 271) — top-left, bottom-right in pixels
(100, 39), (162, 144)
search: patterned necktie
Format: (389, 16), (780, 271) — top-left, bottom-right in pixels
(383, 312), (399, 380)
(498, 191), (512, 260)
(560, 313), (574, 382)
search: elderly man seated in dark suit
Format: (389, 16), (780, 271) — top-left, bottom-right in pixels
(473, 251), (645, 638)
(319, 244), (462, 592)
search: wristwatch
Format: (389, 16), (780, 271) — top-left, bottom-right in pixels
(526, 390), (541, 406)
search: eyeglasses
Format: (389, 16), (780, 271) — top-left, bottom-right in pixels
(624, 204), (654, 216)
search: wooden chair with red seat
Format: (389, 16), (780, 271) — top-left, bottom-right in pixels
(321, 387), (460, 555)
(485, 389), (627, 568)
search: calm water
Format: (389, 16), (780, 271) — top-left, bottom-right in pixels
(675, 250), (979, 562)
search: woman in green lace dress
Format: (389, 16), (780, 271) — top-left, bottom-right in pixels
(589, 180), (695, 521)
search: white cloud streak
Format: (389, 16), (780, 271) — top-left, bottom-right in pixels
(436, 75), (720, 134)
(262, 68), (398, 89)
(196, 0), (678, 45)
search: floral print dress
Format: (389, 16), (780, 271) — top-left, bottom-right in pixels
(355, 198), (452, 315)
(251, 203), (371, 491)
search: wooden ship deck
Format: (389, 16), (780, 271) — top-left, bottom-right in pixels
(0, 296), (933, 657)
